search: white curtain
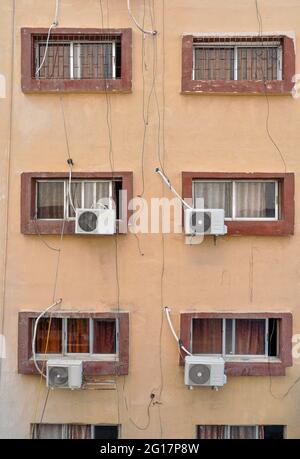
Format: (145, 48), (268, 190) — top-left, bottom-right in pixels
(32, 424), (63, 439)
(235, 182), (275, 218)
(194, 181), (231, 217)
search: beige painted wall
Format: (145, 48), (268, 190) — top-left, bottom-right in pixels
(0, 0), (300, 439)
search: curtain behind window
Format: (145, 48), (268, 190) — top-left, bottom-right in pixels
(230, 426), (258, 439)
(193, 182), (232, 217)
(93, 320), (116, 354)
(192, 319), (223, 354)
(67, 424), (92, 439)
(35, 317), (62, 354)
(32, 424), (63, 439)
(235, 319), (266, 355)
(37, 182), (65, 219)
(198, 425), (226, 439)
(235, 182), (276, 218)
(67, 319), (90, 353)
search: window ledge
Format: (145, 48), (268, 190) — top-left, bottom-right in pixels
(181, 80), (294, 95)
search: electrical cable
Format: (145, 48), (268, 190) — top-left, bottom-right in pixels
(0, 0), (15, 390)
(254, 0), (287, 172)
(31, 299), (62, 377)
(127, 0), (157, 36)
(164, 308), (192, 356)
(99, 0), (121, 429)
(155, 167), (193, 210)
(35, 0), (60, 77)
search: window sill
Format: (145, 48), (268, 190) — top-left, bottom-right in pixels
(32, 355), (119, 362)
(22, 359), (127, 376)
(22, 78), (132, 94)
(181, 79), (294, 95)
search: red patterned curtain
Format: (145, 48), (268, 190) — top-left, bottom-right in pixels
(67, 319), (90, 353)
(35, 317), (62, 354)
(192, 319), (223, 354)
(235, 319), (265, 355)
(93, 320), (116, 354)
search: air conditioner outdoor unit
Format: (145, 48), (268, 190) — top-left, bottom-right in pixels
(75, 208), (116, 235)
(46, 360), (83, 390)
(184, 208), (227, 236)
(184, 355), (227, 388)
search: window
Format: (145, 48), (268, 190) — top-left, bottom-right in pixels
(192, 318), (278, 359)
(32, 424), (120, 439)
(193, 180), (279, 221)
(180, 313), (293, 376)
(34, 35), (121, 80)
(181, 34), (295, 94)
(197, 425), (284, 439)
(34, 317), (117, 358)
(18, 312), (129, 376)
(36, 180), (113, 220)
(21, 28), (132, 93)
(182, 172), (294, 236)
(21, 172), (133, 235)
(193, 38), (282, 81)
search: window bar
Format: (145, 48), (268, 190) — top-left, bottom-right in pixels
(232, 319), (236, 354)
(89, 318), (93, 355)
(62, 318), (67, 355)
(234, 45), (238, 81)
(232, 181), (236, 220)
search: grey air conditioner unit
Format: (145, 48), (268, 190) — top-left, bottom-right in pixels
(184, 355), (227, 388)
(75, 208), (116, 235)
(184, 208), (227, 236)
(46, 360), (83, 390)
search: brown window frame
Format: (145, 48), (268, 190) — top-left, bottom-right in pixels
(182, 35), (295, 94)
(18, 311), (129, 376)
(21, 28), (132, 93)
(21, 171), (133, 235)
(182, 172), (294, 236)
(180, 312), (293, 376)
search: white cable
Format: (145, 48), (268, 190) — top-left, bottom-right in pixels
(155, 168), (193, 210)
(35, 0), (60, 77)
(68, 164), (76, 214)
(127, 0), (157, 36)
(32, 298), (62, 378)
(164, 307), (192, 356)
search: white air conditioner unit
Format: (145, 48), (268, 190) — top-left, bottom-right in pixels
(184, 208), (227, 236)
(75, 208), (116, 235)
(184, 355), (227, 388)
(46, 360), (83, 390)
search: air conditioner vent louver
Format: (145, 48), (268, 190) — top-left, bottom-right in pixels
(75, 208), (116, 235)
(189, 363), (211, 385)
(185, 208), (227, 236)
(48, 366), (69, 388)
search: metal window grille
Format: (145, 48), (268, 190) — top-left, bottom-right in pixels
(193, 36), (282, 81)
(33, 34), (122, 80)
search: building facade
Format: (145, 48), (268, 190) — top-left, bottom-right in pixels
(0, 0), (300, 439)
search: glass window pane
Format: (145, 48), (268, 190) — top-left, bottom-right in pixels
(66, 425), (92, 439)
(238, 47), (279, 81)
(197, 425), (226, 439)
(93, 320), (116, 354)
(37, 182), (65, 219)
(68, 182), (82, 217)
(35, 318), (62, 354)
(84, 182), (94, 208)
(235, 181), (276, 218)
(79, 43), (113, 79)
(32, 424), (64, 439)
(193, 181), (232, 218)
(94, 425), (119, 439)
(95, 182), (110, 209)
(194, 47), (234, 80)
(192, 319), (223, 354)
(235, 319), (266, 355)
(225, 319), (234, 355)
(37, 43), (70, 79)
(67, 319), (90, 353)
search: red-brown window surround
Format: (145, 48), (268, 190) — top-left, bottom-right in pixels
(21, 28), (132, 93)
(181, 35), (295, 95)
(182, 172), (294, 236)
(21, 172), (133, 235)
(18, 311), (129, 376)
(180, 312), (293, 376)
